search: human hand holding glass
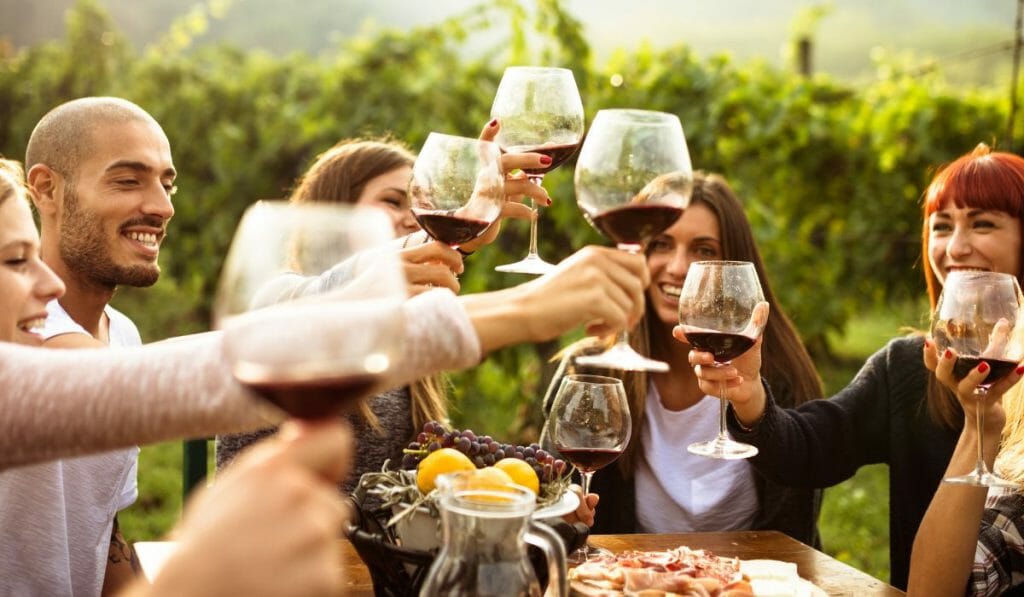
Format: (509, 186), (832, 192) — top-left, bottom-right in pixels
(408, 132), (505, 251)
(677, 261), (767, 459)
(491, 66), (585, 275)
(574, 109), (693, 372)
(548, 374), (631, 564)
(930, 270), (1024, 487)
(212, 201), (406, 420)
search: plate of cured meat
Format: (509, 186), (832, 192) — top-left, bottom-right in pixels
(568, 546), (826, 597)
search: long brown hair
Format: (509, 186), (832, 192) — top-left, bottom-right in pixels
(289, 138), (448, 431)
(559, 171), (823, 477)
(921, 144), (1024, 428)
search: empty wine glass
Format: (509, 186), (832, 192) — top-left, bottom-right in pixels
(548, 374), (632, 564)
(491, 66), (585, 275)
(408, 132), (505, 250)
(931, 270), (1024, 487)
(575, 109), (693, 372)
(212, 201), (407, 420)
(678, 261), (766, 459)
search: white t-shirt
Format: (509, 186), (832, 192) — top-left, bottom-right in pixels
(0, 300), (141, 596)
(634, 380), (759, 533)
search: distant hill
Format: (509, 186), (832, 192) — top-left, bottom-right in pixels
(1, 0), (1016, 85)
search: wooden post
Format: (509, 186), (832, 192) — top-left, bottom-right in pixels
(797, 37), (813, 77)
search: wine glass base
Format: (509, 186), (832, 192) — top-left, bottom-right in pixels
(575, 344), (670, 373)
(567, 542), (613, 566)
(687, 438), (759, 460)
(944, 471), (1018, 488)
(495, 254), (556, 275)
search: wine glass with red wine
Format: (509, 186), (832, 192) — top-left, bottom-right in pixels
(678, 261), (766, 459)
(931, 270), (1024, 487)
(574, 109), (693, 372)
(408, 132), (504, 250)
(491, 66), (585, 275)
(213, 201), (407, 420)
(548, 374), (632, 564)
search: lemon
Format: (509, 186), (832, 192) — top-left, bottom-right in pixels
(416, 448), (475, 494)
(493, 458), (540, 496)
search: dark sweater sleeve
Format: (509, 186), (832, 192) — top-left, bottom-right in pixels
(727, 338), (918, 488)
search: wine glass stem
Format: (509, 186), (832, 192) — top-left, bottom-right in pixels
(718, 377), (730, 442)
(580, 470), (595, 496)
(974, 387), (991, 475)
(525, 175), (545, 258)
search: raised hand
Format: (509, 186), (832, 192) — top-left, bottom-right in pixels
(399, 241), (464, 295)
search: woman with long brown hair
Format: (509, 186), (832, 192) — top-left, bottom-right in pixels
(543, 171), (823, 543)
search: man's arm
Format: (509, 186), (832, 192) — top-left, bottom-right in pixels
(101, 516), (141, 596)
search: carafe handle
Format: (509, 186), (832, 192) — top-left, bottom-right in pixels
(525, 521), (567, 597)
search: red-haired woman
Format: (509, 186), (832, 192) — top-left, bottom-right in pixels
(681, 144), (1024, 590)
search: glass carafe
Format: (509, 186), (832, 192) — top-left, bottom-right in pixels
(420, 471), (567, 597)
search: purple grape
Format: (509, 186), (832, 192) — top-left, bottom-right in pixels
(523, 447), (536, 459)
(427, 441), (441, 452)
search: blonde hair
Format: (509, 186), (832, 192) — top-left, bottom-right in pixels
(995, 382), (1024, 489)
(0, 158), (27, 207)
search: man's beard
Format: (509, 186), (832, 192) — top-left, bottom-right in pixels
(59, 186), (161, 288)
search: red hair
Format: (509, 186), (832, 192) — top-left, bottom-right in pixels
(921, 144), (1024, 310)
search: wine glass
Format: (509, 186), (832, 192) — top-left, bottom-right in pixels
(931, 270), (1024, 487)
(677, 261), (766, 459)
(548, 374), (632, 564)
(212, 200), (407, 420)
(408, 132), (505, 250)
(574, 109), (693, 372)
(491, 66), (585, 275)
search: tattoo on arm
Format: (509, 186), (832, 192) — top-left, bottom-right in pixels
(108, 516), (142, 574)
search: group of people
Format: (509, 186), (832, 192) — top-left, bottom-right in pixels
(2, 93), (1023, 597)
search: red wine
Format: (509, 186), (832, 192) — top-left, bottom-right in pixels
(555, 447), (624, 473)
(412, 211), (490, 247)
(504, 142), (581, 176)
(238, 372), (380, 419)
(684, 331), (756, 363)
(588, 204), (684, 246)
(953, 356), (1018, 386)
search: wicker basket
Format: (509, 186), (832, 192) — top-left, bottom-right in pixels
(345, 494), (588, 596)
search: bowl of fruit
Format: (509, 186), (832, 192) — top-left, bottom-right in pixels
(346, 421), (585, 596)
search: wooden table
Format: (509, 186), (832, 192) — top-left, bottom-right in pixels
(341, 530), (904, 596)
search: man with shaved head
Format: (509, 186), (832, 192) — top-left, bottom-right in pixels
(0, 96), (176, 595)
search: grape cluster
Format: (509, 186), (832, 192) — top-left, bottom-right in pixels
(401, 420), (568, 485)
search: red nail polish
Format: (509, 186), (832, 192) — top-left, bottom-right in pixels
(978, 361), (990, 374)
(546, 197), (552, 206)
(1016, 365), (1024, 376)
(488, 118), (498, 128)
(923, 338), (932, 349)
(539, 155), (553, 165)
(944, 349), (954, 359)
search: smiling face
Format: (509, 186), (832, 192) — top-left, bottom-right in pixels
(928, 205), (1022, 284)
(56, 119), (176, 288)
(354, 165), (419, 237)
(646, 201), (722, 327)
(0, 195), (65, 345)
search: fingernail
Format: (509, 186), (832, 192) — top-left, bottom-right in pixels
(539, 155), (552, 165)
(488, 118), (498, 128)
(1016, 365), (1024, 376)
(923, 339), (931, 349)
(944, 349), (954, 359)
(978, 361), (990, 374)
(546, 197), (552, 206)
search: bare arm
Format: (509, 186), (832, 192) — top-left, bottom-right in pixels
(101, 516), (142, 596)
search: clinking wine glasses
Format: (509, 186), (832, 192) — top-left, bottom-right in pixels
(931, 270), (1024, 487)
(678, 261), (767, 460)
(408, 133), (505, 250)
(574, 109), (693, 372)
(212, 201), (407, 420)
(491, 66), (585, 275)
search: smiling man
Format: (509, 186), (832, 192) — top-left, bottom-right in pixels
(0, 97), (175, 596)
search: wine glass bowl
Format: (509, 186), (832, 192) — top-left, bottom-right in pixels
(213, 201), (407, 420)
(491, 66), (585, 275)
(408, 132), (505, 249)
(548, 374), (631, 564)
(573, 109), (693, 371)
(678, 261), (766, 459)
(931, 270), (1024, 487)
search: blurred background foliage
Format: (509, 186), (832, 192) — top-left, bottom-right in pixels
(0, 0), (1018, 581)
